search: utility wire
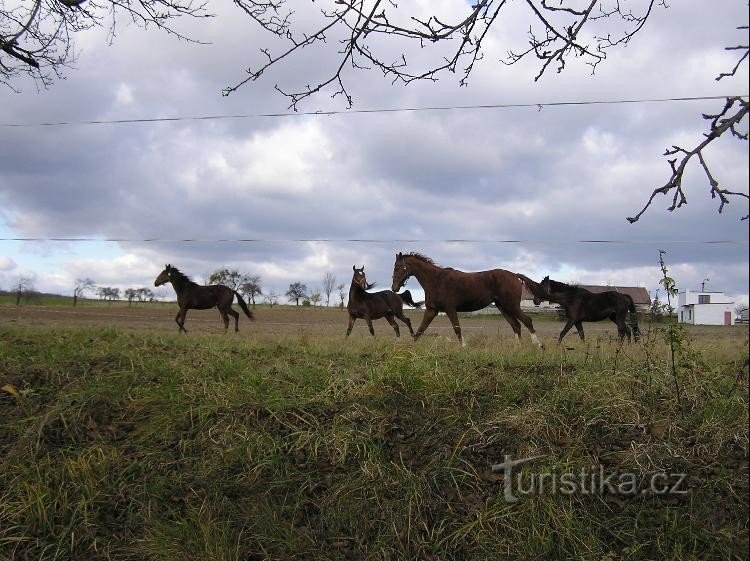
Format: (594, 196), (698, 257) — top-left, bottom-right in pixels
(2, 94), (748, 128)
(0, 237), (746, 244)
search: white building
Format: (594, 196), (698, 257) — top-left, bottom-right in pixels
(677, 290), (735, 326)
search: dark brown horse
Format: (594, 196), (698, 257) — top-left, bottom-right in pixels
(154, 264), (254, 333)
(536, 276), (640, 343)
(346, 266), (422, 338)
(391, 253), (541, 347)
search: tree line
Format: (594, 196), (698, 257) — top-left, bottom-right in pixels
(5, 267), (352, 307)
(207, 268), (346, 308)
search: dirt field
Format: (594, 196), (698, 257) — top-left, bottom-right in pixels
(1, 302), (747, 345)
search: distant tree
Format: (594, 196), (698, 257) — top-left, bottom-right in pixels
(13, 275), (34, 306)
(265, 289), (279, 307)
(286, 282), (307, 306)
(322, 272), (336, 306)
(240, 275), (263, 309)
(310, 289), (322, 307)
(73, 277), (95, 307)
(96, 286), (120, 303)
(136, 287), (154, 303)
(124, 288), (138, 306)
(337, 283), (346, 309)
(208, 268), (248, 291)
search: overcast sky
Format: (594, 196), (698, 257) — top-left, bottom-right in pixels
(0, 0), (748, 307)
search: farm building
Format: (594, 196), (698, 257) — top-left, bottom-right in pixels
(677, 290), (735, 326)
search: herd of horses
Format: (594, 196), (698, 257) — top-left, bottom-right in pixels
(154, 252), (640, 345)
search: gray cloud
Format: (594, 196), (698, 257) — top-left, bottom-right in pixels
(0, 0), (747, 305)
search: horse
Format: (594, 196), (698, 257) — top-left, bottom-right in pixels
(535, 276), (640, 343)
(346, 265), (423, 338)
(390, 252), (542, 348)
(154, 264), (254, 333)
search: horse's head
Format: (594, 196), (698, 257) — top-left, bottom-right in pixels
(391, 252), (409, 292)
(537, 276), (553, 302)
(352, 265), (375, 290)
(154, 264), (173, 287)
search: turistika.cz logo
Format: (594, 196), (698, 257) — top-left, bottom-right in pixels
(492, 454), (688, 503)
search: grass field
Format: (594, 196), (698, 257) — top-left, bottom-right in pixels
(1, 303), (748, 560)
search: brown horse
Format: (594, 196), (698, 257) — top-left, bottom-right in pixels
(346, 265), (422, 338)
(154, 264), (254, 333)
(536, 276), (640, 343)
(391, 253), (541, 347)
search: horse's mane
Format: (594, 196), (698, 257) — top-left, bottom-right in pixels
(547, 278), (591, 295)
(406, 252), (439, 266)
(168, 266), (194, 285)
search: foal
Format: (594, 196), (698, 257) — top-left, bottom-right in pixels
(537, 276), (640, 343)
(154, 264), (254, 333)
(346, 266), (421, 338)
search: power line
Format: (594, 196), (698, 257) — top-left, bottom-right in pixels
(2, 94), (747, 128)
(0, 237), (746, 244)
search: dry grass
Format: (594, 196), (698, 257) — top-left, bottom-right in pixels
(0, 314), (747, 560)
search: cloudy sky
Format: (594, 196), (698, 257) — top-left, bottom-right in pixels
(0, 0), (748, 307)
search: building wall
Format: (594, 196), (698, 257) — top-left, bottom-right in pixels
(678, 290), (733, 307)
(679, 304), (735, 325)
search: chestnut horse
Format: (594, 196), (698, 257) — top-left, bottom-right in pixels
(154, 264), (254, 333)
(391, 252), (541, 348)
(346, 265), (422, 338)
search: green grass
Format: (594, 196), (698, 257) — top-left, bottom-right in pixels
(0, 325), (747, 560)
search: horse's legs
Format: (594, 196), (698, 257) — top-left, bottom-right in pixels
(219, 309), (230, 332)
(575, 321), (586, 341)
(396, 311), (415, 336)
(495, 301), (522, 340)
(364, 317), (375, 337)
(414, 307), (438, 341)
(227, 307), (240, 332)
(385, 313), (401, 338)
(445, 308), (465, 348)
(346, 315), (356, 337)
(612, 313), (631, 342)
(558, 319), (576, 343)
(176, 308), (188, 333)
(495, 300), (542, 347)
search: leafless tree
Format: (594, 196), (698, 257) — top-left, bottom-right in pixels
(265, 288), (279, 307)
(13, 275), (35, 305)
(309, 288), (322, 306)
(240, 275), (263, 308)
(1, 0), (210, 91)
(226, 0), (663, 108)
(96, 286), (119, 303)
(232, 1), (747, 221)
(322, 271), (336, 306)
(124, 288), (138, 306)
(336, 282), (346, 308)
(73, 277), (95, 307)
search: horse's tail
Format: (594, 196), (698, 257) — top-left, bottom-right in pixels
(627, 295), (640, 341)
(234, 291), (255, 321)
(398, 290), (423, 309)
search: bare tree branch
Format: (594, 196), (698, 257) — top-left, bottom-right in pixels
(627, 96), (749, 223)
(226, 0), (663, 109)
(627, 18), (750, 224)
(0, 0), (212, 90)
